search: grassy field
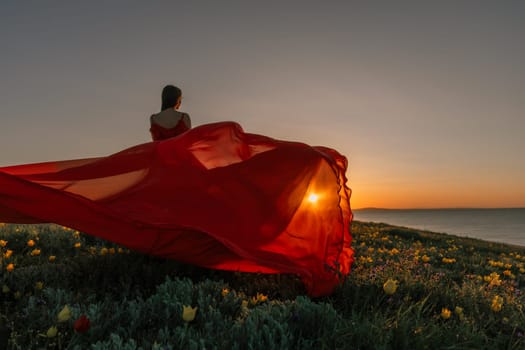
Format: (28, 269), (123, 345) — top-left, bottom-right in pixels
(1, 221), (525, 349)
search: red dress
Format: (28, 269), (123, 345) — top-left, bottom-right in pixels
(150, 116), (190, 141)
(0, 122), (353, 296)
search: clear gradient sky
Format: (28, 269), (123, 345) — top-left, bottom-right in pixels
(1, 1), (524, 209)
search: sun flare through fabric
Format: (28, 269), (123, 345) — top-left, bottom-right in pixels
(308, 193), (319, 203)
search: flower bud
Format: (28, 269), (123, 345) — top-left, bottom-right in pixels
(57, 305), (72, 322)
(383, 279), (398, 295)
(46, 326), (58, 338)
(182, 305), (197, 322)
(74, 315), (91, 333)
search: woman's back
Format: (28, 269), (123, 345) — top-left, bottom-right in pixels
(150, 108), (191, 141)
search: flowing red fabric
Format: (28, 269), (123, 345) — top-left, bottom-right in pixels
(0, 122), (353, 296)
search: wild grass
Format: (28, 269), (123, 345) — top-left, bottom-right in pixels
(1, 221), (525, 349)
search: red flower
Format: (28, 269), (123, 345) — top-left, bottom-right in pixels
(74, 315), (90, 333)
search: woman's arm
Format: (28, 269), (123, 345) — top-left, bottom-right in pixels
(182, 113), (192, 129)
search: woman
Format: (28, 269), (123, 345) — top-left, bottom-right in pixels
(150, 85), (192, 141)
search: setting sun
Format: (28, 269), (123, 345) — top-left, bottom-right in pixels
(307, 193), (319, 203)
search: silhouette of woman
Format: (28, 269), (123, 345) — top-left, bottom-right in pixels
(150, 85), (191, 141)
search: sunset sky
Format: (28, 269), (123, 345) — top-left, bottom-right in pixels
(1, 1), (524, 209)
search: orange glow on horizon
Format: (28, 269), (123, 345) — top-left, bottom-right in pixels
(350, 182), (525, 210)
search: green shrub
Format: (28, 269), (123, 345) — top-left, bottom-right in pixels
(2, 222), (525, 349)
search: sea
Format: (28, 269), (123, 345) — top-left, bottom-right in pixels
(352, 208), (525, 247)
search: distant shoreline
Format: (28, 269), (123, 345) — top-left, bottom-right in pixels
(352, 207), (525, 248)
(352, 220), (525, 250)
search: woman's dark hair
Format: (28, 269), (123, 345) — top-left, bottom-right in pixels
(161, 85), (182, 111)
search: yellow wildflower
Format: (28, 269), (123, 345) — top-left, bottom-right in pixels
(441, 308), (451, 320)
(100, 247), (108, 256)
(49, 255), (56, 262)
(256, 293), (268, 303)
(109, 248), (116, 254)
(491, 278), (502, 286)
(74, 242), (81, 249)
(503, 270), (512, 276)
(182, 305), (198, 322)
(6, 263), (14, 272)
(221, 288), (230, 297)
(35, 281), (44, 290)
(46, 326), (58, 338)
(57, 305), (72, 322)
(489, 272), (501, 286)
(251, 292), (268, 304)
(27, 239), (36, 247)
(486, 272), (502, 287)
(31, 248), (41, 256)
(491, 295), (503, 313)
(504, 263), (512, 269)
(491, 260), (504, 268)
(520, 268), (525, 274)
(118, 248), (124, 254)
(4, 249), (13, 259)
(422, 255), (431, 263)
(389, 248), (400, 255)
(73, 231), (81, 239)
(359, 256), (371, 264)
(455, 306), (465, 320)
(383, 279), (398, 295)
(0, 239), (7, 247)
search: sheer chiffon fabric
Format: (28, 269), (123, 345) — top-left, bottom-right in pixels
(0, 122), (353, 296)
